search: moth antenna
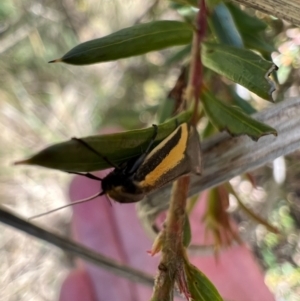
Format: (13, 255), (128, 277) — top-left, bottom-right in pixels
(29, 191), (105, 220)
(72, 137), (119, 169)
(67, 171), (103, 181)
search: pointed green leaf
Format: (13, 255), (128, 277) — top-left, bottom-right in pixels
(226, 3), (267, 33)
(201, 90), (277, 141)
(209, 3), (243, 48)
(242, 32), (275, 55)
(50, 21), (193, 65)
(157, 97), (176, 123)
(183, 258), (224, 301)
(202, 42), (277, 100)
(226, 3), (274, 56)
(231, 89), (257, 114)
(202, 120), (217, 139)
(14, 111), (192, 172)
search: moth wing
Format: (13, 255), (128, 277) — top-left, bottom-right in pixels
(144, 156), (192, 191)
(147, 125), (202, 189)
(135, 123), (202, 193)
(186, 125), (202, 175)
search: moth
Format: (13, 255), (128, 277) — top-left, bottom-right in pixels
(71, 122), (201, 203)
(31, 122), (201, 218)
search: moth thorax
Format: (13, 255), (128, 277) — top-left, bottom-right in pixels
(101, 170), (134, 193)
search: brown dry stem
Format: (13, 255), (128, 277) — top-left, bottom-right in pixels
(151, 177), (190, 300)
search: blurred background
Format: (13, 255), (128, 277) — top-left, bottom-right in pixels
(0, 0), (300, 300)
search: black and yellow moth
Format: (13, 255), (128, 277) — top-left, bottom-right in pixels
(71, 122), (202, 203)
(30, 122), (201, 218)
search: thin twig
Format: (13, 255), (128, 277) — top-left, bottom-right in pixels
(0, 205), (154, 288)
(187, 0), (206, 124)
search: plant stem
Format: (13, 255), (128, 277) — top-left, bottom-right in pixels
(187, 0), (207, 125)
(151, 2), (207, 299)
(151, 177), (190, 300)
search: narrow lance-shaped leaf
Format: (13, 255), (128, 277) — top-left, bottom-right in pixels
(231, 88), (257, 115)
(209, 3), (243, 48)
(202, 42), (277, 100)
(226, 3), (267, 33)
(157, 97), (176, 124)
(201, 90), (277, 141)
(182, 252), (224, 301)
(241, 32), (275, 56)
(14, 111), (192, 172)
(226, 3), (274, 55)
(50, 21), (193, 65)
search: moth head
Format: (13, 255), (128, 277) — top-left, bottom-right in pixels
(101, 170), (144, 203)
(101, 170), (126, 193)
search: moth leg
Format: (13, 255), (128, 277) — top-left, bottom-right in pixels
(126, 124), (158, 175)
(145, 124), (158, 153)
(71, 137), (119, 169)
(67, 171), (103, 181)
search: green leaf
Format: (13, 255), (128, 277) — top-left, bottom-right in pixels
(226, 3), (267, 32)
(225, 3), (274, 56)
(232, 90), (257, 115)
(157, 97), (176, 123)
(183, 257), (224, 301)
(50, 21), (193, 65)
(165, 44), (191, 66)
(202, 119), (217, 139)
(202, 42), (277, 100)
(14, 111), (192, 172)
(242, 32), (275, 55)
(209, 3), (243, 48)
(201, 90), (277, 141)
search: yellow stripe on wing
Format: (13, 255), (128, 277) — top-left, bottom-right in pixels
(139, 123), (189, 188)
